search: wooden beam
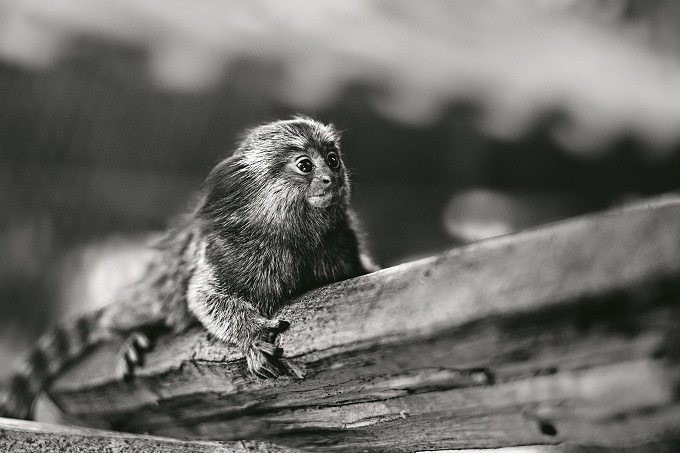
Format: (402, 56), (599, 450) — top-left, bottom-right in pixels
(48, 196), (680, 452)
(0, 417), (300, 452)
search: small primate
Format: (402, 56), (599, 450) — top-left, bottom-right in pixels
(0, 116), (376, 420)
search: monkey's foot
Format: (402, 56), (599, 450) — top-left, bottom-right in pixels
(117, 332), (152, 382)
(246, 340), (284, 379)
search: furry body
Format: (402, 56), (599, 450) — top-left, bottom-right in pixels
(0, 117), (374, 420)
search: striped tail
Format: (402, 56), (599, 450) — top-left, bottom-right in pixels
(0, 310), (106, 420)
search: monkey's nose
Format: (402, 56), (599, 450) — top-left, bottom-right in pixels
(319, 174), (333, 186)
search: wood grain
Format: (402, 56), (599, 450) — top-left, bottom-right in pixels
(48, 196), (680, 452)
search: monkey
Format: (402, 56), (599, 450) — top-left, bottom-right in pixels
(0, 116), (376, 420)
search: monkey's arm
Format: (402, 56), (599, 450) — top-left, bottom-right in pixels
(187, 269), (290, 379)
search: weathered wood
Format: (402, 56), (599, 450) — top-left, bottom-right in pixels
(0, 417), (299, 452)
(49, 196), (680, 452)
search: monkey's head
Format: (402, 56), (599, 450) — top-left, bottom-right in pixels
(237, 117), (348, 208)
(202, 117), (351, 229)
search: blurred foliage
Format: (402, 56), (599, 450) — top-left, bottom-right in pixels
(3, 0), (680, 150)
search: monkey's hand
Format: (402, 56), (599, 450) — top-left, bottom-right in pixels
(188, 276), (305, 380)
(246, 339), (282, 379)
(246, 319), (296, 379)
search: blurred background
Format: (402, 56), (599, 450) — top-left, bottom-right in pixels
(3, 0), (680, 381)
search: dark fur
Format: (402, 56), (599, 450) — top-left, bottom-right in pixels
(0, 117), (375, 420)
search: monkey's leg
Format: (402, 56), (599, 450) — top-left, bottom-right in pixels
(116, 302), (201, 381)
(98, 296), (172, 381)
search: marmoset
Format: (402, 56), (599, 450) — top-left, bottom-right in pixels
(0, 116), (375, 420)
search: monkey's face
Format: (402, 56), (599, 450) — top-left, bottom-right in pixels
(287, 148), (346, 209)
(222, 117), (349, 216)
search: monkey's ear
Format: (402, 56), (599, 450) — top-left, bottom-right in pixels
(200, 156), (245, 218)
(203, 156), (240, 193)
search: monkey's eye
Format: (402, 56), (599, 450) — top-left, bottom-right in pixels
(326, 152), (340, 169)
(294, 157), (314, 174)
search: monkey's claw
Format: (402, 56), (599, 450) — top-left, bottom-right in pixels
(247, 339), (284, 379)
(264, 318), (290, 343)
(279, 358), (306, 380)
(118, 332), (152, 382)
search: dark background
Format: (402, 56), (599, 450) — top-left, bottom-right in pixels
(3, 0), (680, 379)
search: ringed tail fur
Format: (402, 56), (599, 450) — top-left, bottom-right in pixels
(0, 309), (106, 420)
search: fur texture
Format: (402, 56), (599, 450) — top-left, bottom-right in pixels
(0, 116), (375, 419)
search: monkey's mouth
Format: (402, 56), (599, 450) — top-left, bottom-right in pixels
(307, 190), (334, 208)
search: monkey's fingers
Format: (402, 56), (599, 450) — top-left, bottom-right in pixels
(249, 340), (305, 380)
(264, 319), (290, 343)
(132, 332), (151, 350)
(247, 343), (284, 379)
(251, 339), (283, 358)
(272, 319), (290, 332)
(118, 332), (153, 382)
(253, 360), (281, 379)
(118, 353), (135, 382)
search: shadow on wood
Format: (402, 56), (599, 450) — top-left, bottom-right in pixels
(47, 196), (680, 452)
(0, 417), (299, 452)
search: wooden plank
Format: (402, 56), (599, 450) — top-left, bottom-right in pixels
(48, 196), (680, 452)
(0, 417), (300, 452)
